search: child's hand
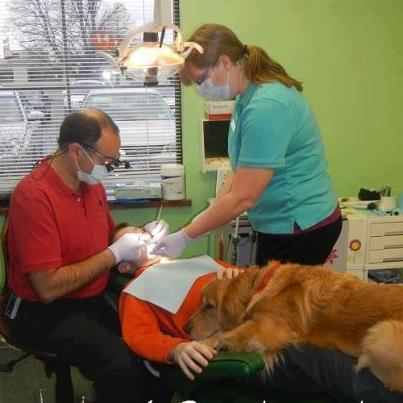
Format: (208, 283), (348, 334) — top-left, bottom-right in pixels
(170, 341), (216, 380)
(216, 266), (244, 280)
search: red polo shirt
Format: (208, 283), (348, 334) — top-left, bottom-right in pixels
(7, 159), (115, 301)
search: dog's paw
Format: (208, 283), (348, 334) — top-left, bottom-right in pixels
(246, 339), (266, 354)
(200, 333), (223, 350)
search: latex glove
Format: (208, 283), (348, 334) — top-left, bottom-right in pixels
(151, 229), (193, 258)
(117, 245), (149, 274)
(108, 232), (151, 264)
(170, 341), (216, 380)
(143, 219), (169, 243)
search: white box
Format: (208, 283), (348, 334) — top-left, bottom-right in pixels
(204, 101), (234, 120)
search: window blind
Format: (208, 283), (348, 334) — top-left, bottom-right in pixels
(0, 0), (182, 198)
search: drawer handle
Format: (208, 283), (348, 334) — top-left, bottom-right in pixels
(383, 257), (403, 262)
(384, 231), (403, 236)
(384, 245), (403, 249)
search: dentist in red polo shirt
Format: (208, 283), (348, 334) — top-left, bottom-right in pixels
(6, 108), (164, 403)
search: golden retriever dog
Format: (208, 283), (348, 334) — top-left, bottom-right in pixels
(185, 261), (403, 392)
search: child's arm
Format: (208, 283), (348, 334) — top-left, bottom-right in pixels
(119, 291), (187, 364)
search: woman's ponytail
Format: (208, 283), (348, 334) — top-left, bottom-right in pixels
(244, 45), (303, 91)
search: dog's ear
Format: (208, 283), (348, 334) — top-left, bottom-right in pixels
(218, 270), (258, 330)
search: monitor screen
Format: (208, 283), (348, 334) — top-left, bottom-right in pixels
(202, 120), (230, 158)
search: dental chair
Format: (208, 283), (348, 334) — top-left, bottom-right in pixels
(107, 271), (334, 403)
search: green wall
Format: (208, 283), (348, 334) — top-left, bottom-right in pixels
(116, 0), (403, 257)
(2, 1), (403, 280)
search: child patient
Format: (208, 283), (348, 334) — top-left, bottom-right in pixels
(112, 222), (237, 379)
(111, 222), (165, 274)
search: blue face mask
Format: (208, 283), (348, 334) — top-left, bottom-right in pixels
(195, 69), (231, 101)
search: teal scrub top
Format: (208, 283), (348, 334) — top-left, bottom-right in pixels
(228, 81), (337, 234)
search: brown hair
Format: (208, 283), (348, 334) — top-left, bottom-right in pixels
(110, 222), (131, 243)
(58, 108), (119, 150)
(181, 24), (303, 92)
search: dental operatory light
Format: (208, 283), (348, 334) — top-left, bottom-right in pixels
(97, 0), (203, 86)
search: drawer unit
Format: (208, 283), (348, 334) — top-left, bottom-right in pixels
(370, 222), (403, 237)
(368, 221), (403, 266)
(369, 235), (403, 250)
(369, 248), (403, 264)
(327, 205), (403, 280)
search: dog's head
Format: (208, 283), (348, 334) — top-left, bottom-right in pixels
(185, 268), (260, 340)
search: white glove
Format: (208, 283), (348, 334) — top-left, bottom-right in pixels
(108, 232), (151, 264)
(151, 228), (193, 258)
(170, 341), (216, 380)
(143, 219), (169, 243)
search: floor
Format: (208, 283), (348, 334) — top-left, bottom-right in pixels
(0, 338), (95, 403)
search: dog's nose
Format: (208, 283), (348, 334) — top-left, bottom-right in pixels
(184, 322), (192, 334)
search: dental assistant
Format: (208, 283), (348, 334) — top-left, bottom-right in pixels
(154, 24), (342, 266)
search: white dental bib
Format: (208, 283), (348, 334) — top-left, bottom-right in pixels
(123, 255), (221, 313)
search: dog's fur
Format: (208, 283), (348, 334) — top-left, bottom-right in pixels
(185, 261), (403, 392)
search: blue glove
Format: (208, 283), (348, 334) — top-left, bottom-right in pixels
(151, 229), (193, 258)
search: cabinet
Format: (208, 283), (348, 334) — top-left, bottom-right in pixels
(326, 207), (403, 280)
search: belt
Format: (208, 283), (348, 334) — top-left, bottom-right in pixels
(4, 292), (22, 320)
(4, 292), (107, 321)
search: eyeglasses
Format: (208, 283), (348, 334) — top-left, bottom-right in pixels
(194, 65), (213, 86)
(85, 146), (131, 172)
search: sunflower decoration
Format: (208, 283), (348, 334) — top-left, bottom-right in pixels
(348, 239), (362, 263)
(349, 239), (362, 252)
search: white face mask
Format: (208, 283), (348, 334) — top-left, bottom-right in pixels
(195, 68), (231, 101)
(76, 148), (109, 185)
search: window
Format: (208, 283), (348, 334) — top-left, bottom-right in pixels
(0, 0), (182, 198)
(0, 69), (14, 83)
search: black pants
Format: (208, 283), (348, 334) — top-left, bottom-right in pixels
(10, 295), (172, 403)
(256, 217), (342, 266)
(249, 344), (403, 403)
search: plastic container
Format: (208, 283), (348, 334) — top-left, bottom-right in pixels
(161, 164), (185, 200)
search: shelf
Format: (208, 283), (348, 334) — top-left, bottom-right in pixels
(108, 199), (192, 209)
(0, 199), (192, 216)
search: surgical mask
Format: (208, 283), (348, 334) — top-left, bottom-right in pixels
(195, 69), (231, 101)
(76, 149), (109, 184)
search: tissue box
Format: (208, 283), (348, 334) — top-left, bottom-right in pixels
(204, 101), (234, 120)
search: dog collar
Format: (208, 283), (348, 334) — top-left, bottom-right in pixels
(255, 262), (282, 294)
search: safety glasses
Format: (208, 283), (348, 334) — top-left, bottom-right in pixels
(85, 147), (131, 172)
(194, 65), (214, 86)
